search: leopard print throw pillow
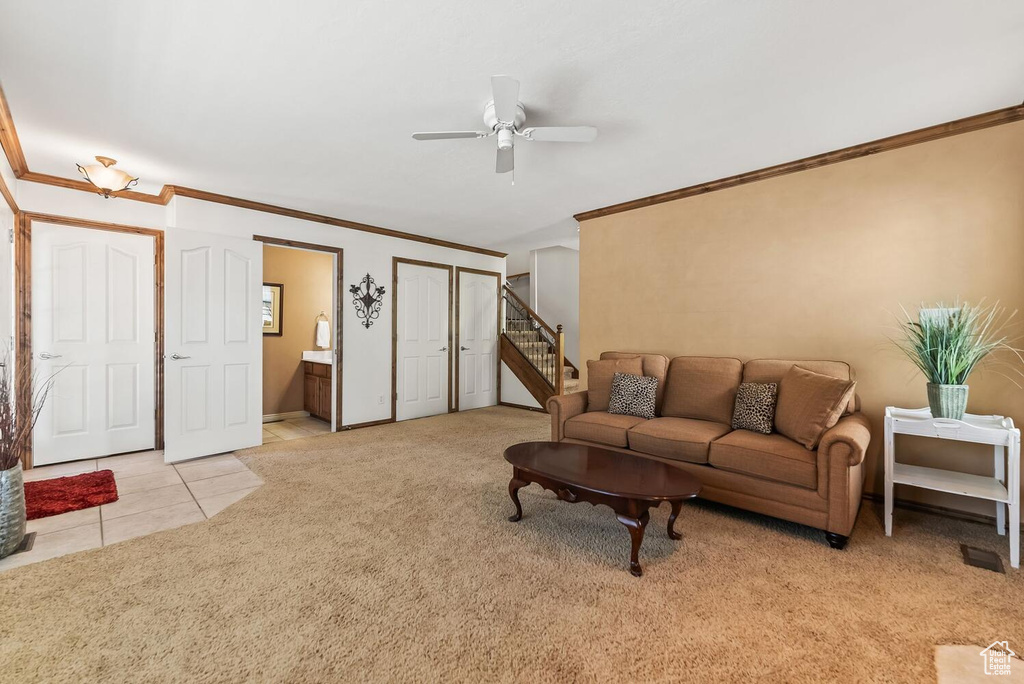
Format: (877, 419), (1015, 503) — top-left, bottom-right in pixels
(731, 382), (778, 434)
(607, 372), (657, 420)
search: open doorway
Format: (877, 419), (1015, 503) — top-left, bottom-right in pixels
(257, 237), (343, 444)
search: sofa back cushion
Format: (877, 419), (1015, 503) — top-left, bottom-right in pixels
(743, 359), (856, 415)
(586, 357), (644, 412)
(599, 352), (670, 415)
(661, 356), (743, 425)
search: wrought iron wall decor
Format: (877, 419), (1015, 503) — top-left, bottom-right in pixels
(350, 273), (385, 329)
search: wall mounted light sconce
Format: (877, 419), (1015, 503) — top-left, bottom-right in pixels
(76, 156), (138, 198)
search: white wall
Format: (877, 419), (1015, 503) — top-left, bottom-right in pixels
(15, 181), (505, 427)
(19, 181), (166, 230)
(504, 250), (531, 278)
(0, 155), (14, 363)
(500, 366), (541, 409)
(503, 250), (532, 304)
(531, 245), (580, 366)
(507, 274), (529, 306)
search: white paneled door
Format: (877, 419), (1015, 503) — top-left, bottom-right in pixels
(165, 230), (262, 463)
(396, 262), (450, 421)
(32, 223), (156, 465)
(458, 271), (498, 411)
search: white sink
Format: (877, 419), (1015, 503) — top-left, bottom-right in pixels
(302, 350), (334, 363)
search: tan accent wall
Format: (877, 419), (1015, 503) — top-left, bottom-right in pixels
(580, 120), (1024, 516)
(263, 245), (334, 416)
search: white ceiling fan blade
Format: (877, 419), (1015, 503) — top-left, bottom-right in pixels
(490, 75), (520, 123)
(520, 126), (598, 143)
(496, 146), (514, 174)
(412, 131), (488, 141)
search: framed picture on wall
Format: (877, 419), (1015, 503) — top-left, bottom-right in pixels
(262, 283), (283, 336)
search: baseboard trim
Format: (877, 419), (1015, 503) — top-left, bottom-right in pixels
(342, 418), (395, 431)
(862, 492), (1024, 533)
(263, 411), (309, 423)
(498, 401), (547, 414)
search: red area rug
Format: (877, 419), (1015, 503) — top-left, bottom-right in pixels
(25, 470), (119, 520)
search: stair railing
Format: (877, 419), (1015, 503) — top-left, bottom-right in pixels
(502, 285), (564, 395)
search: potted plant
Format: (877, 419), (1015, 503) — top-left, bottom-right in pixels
(0, 356), (53, 559)
(892, 302), (1022, 420)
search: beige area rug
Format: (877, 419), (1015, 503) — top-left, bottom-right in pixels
(0, 406), (1022, 683)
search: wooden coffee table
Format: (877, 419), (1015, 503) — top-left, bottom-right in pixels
(504, 441), (701, 577)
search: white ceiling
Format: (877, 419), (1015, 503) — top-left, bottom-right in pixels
(1, 1), (1022, 249)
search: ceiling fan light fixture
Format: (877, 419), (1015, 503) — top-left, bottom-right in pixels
(496, 128), (514, 150)
(77, 156), (138, 198)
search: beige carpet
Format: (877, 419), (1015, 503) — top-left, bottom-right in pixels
(0, 406), (1022, 683)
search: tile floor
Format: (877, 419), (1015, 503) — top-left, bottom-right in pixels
(262, 416), (331, 444)
(0, 451), (263, 572)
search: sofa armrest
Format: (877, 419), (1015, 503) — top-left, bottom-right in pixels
(819, 411), (872, 537)
(546, 392), (589, 441)
(819, 412), (872, 467)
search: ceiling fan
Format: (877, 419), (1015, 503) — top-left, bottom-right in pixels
(412, 75), (598, 177)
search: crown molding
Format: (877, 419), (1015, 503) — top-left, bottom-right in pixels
(165, 185), (506, 256)
(0, 82), (506, 258)
(574, 104), (1024, 222)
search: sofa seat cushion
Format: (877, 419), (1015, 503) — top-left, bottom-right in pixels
(709, 430), (817, 489)
(627, 417), (732, 464)
(564, 412), (647, 447)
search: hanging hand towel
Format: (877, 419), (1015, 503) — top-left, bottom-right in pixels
(315, 320), (331, 349)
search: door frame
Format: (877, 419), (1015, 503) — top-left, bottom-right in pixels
(16, 212), (165, 469)
(253, 235), (344, 430)
(454, 267), (502, 412)
(391, 257), (453, 422)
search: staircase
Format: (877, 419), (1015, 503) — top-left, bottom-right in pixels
(501, 284), (581, 408)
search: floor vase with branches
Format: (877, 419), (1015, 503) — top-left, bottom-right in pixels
(0, 357), (52, 559)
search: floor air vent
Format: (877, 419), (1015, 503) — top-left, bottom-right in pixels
(960, 544), (1005, 573)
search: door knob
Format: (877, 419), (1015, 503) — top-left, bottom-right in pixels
(438, 347), (448, 352)
(170, 354), (191, 360)
(39, 352), (63, 360)
(460, 346), (470, 351)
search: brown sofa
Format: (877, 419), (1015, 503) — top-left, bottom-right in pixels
(546, 352), (871, 548)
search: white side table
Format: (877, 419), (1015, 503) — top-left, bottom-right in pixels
(884, 407), (1020, 569)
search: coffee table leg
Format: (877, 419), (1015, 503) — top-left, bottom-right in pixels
(616, 510), (650, 577)
(508, 475), (528, 522)
(667, 499), (683, 540)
